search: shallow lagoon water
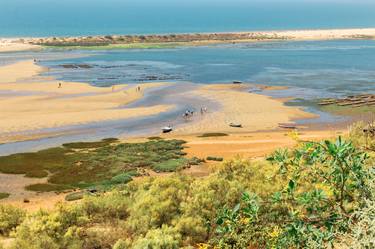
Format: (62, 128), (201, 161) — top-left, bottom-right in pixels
(40, 39), (375, 98)
(1, 39), (375, 154)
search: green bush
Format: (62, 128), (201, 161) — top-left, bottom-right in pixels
(113, 239), (131, 249)
(132, 225), (182, 249)
(110, 173), (133, 184)
(0, 205), (25, 235)
(206, 156), (223, 162)
(65, 192), (85, 202)
(153, 158), (187, 172)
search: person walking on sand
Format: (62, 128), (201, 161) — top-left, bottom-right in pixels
(58, 82), (62, 88)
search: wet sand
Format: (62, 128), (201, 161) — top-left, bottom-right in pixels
(0, 60), (315, 143)
(0, 60), (173, 141)
(173, 84), (316, 135)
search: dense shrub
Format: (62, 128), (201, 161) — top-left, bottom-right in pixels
(132, 225), (182, 249)
(0, 205), (25, 235)
(1, 136), (374, 248)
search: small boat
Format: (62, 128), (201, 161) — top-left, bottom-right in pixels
(229, 123), (242, 128)
(162, 126), (173, 133)
(278, 123), (297, 129)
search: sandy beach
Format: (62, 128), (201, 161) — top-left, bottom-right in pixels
(172, 84), (315, 135)
(0, 59), (317, 144)
(0, 60), (173, 142)
(0, 39), (40, 53)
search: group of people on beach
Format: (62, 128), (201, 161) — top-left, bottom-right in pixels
(183, 107), (207, 120)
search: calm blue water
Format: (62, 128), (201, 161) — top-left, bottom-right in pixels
(39, 39), (375, 99)
(0, 0), (375, 37)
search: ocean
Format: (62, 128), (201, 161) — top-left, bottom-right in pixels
(0, 0), (374, 37)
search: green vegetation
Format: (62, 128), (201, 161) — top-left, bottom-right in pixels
(0, 138), (201, 192)
(350, 121), (375, 151)
(147, 136), (162, 140)
(206, 156), (224, 161)
(62, 138), (118, 149)
(198, 133), (229, 138)
(0, 193), (10, 200)
(0, 127), (374, 248)
(0, 205), (25, 236)
(44, 42), (182, 50)
(25, 183), (72, 192)
(65, 192), (86, 202)
(320, 103), (375, 116)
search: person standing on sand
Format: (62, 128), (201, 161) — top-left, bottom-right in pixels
(58, 82), (62, 88)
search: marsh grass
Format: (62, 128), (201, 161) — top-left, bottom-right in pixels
(44, 43), (181, 50)
(25, 183), (72, 192)
(0, 193), (10, 200)
(320, 104), (375, 116)
(62, 138), (118, 149)
(198, 133), (229, 138)
(153, 158), (188, 172)
(0, 139), (198, 192)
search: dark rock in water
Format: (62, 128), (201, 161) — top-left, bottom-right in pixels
(144, 75), (159, 81)
(233, 80), (242, 84)
(248, 86), (262, 93)
(61, 64), (93, 69)
(137, 74), (183, 81)
(97, 77), (118, 80)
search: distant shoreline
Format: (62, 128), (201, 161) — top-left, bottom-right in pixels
(1, 28), (375, 52)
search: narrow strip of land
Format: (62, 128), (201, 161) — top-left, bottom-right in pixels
(1, 28), (374, 52)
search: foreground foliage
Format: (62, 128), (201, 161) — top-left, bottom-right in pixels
(0, 135), (374, 248)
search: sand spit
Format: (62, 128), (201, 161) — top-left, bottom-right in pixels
(0, 38), (41, 53)
(0, 61), (173, 140)
(2, 28), (375, 50)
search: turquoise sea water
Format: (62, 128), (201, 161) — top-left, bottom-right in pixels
(0, 0), (375, 37)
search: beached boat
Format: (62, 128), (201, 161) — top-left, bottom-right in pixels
(162, 126), (173, 133)
(229, 123), (242, 128)
(278, 123), (297, 129)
